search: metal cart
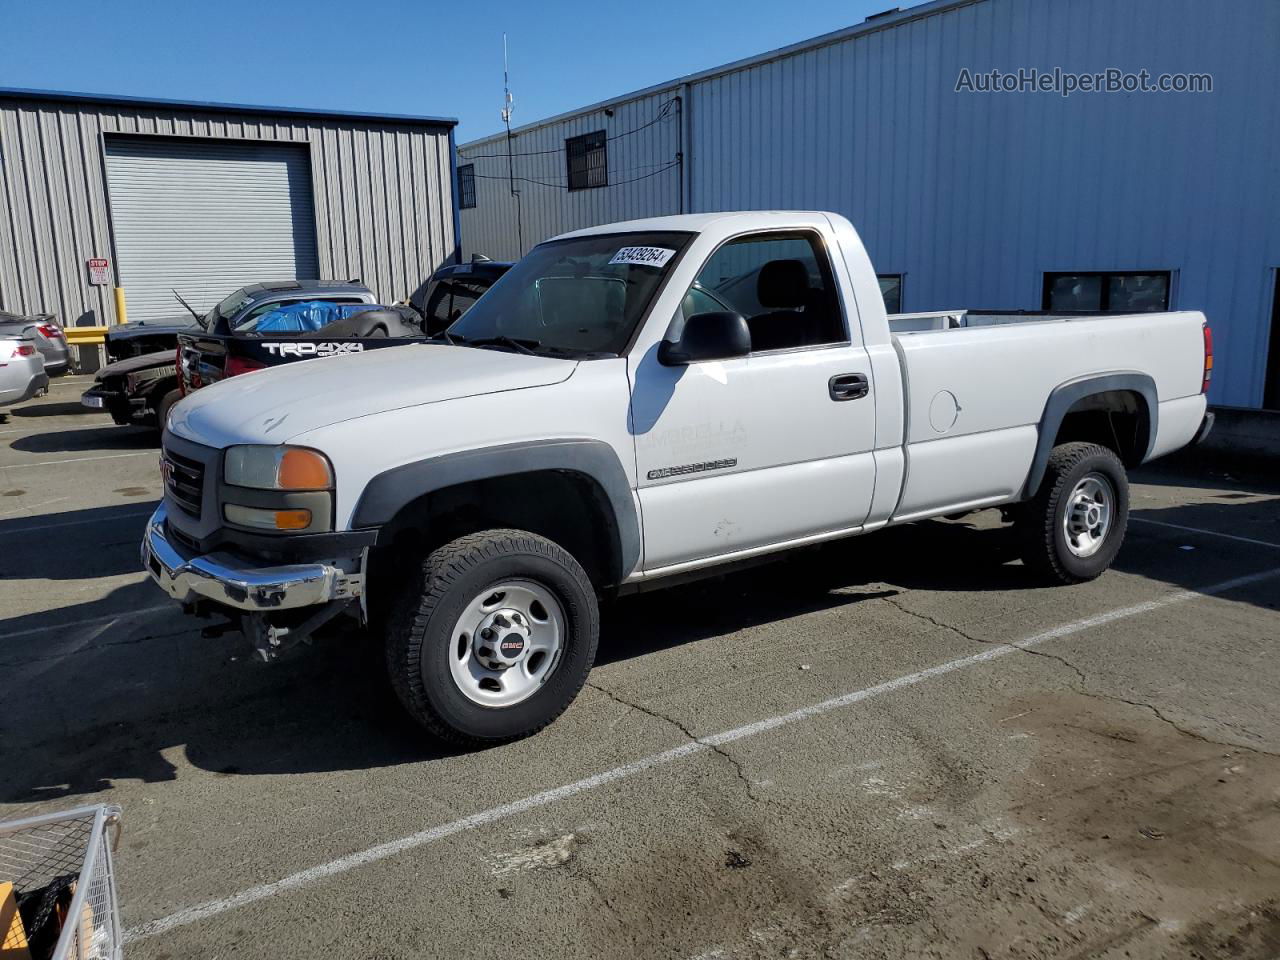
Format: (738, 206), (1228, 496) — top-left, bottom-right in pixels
(0, 804), (123, 960)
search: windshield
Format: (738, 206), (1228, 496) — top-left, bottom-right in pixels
(202, 288), (254, 330)
(446, 232), (693, 357)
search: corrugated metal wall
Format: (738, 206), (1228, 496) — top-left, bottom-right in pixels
(458, 88), (682, 263)
(458, 0), (1280, 409)
(0, 94), (456, 340)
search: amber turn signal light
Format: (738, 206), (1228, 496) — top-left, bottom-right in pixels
(278, 449), (332, 490)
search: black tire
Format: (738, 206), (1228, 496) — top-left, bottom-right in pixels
(153, 388), (182, 432)
(385, 528), (599, 745)
(1016, 442), (1129, 585)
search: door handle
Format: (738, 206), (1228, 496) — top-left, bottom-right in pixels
(828, 373), (869, 401)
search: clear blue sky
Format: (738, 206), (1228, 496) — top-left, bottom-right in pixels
(2, 0), (895, 142)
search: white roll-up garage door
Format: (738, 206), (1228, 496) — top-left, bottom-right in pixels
(104, 137), (319, 322)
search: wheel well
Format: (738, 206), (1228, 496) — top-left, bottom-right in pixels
(1053, 390), (1150, 467)
(372, 470), (622, 590)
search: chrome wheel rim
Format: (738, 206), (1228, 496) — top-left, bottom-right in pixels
(447, 579), (565, 707)
(1062, 473), (1114, 558)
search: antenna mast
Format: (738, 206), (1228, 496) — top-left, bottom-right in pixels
(501, 33), (523, 252)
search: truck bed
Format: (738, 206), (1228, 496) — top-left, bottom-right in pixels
(882, 309), (1208, 522)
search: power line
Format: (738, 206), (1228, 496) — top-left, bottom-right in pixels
(471, 161), (681, 190)
(463, 99), (679, 160)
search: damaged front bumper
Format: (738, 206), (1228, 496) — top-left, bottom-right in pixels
(141, 502), (363, 612)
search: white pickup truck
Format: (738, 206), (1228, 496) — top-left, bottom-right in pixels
(143, 211), (1214, 744)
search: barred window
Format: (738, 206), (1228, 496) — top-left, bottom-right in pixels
(457, 164), (476, 209)
(565, 130), (607, 190)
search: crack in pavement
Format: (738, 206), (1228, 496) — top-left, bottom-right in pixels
(881, 596), (988, 646)
(1075, 691), (1280, 760)
(564, 856), (625, 925)
(878, 595), (1279, 760)
(584, 680), (764, 803)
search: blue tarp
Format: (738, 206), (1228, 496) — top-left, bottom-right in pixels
(248, 301), (380, 334)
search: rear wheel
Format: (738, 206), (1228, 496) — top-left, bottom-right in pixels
(1017, 442), (1129, 584)
(385, 529), (599, 745)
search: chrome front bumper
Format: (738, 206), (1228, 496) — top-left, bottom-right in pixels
(141, 503), (361, 611)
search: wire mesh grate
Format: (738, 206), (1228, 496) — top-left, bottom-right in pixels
(0, 805), (122, 960)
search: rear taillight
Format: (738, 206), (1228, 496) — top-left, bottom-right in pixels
(15, 344), (36, 357)
(225, 355), (267, 378)
(1202, 324), (1213, 394)
(36, 323), (63, 340)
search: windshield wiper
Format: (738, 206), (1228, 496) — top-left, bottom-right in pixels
(172, 289), (203, 324)
(427, 330), (467, 345)
(465, 335), (541, 355)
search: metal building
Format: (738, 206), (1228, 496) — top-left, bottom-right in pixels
(0, 88), (458, 358)
(458, 0), (1280, 410)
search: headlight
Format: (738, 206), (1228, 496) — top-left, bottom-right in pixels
(224, 445), (333, 491)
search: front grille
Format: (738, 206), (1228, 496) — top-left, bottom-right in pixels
(163, 447), (205, 519)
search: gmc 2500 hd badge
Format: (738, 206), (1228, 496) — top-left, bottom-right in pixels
(262, 342), (366, 358)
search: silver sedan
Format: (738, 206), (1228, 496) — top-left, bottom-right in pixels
(0, 312), (71, 375)
(0, 335), (48, 413)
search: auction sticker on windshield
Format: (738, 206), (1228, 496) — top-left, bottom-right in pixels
(609, 246), (677, 268)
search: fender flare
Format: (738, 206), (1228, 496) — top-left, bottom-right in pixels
(1024, 372), (1158, 499)
(351, 438), (640, 578)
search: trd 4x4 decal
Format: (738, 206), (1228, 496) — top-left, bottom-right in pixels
(262, 342), (367, 358)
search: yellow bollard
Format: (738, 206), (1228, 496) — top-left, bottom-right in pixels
(113, 286), (128, 326)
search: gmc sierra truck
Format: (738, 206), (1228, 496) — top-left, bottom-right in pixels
(142, 211), (1214, 745)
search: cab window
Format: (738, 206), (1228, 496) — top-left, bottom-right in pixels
(685, 232), (845, 352)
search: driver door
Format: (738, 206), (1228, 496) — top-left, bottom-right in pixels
(629, 230), (878, 572)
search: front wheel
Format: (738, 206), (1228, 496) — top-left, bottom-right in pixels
(1016, 442), (1129, 584)
(385, 529), (599, 745)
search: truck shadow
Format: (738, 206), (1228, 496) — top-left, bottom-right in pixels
(0, 503), (160, 582)
(9, 424), (158, 453)
(2, 465), (1275, 803)
(0, 519), (1028, 805)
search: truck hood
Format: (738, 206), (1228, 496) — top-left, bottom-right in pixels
(95, 351), (176, 381)
(168, 343), (577, 446)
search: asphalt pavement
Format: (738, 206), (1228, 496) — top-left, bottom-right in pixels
(2, 376), (1279, 959)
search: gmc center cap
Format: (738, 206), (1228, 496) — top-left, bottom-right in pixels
(498, 634), (526, 660)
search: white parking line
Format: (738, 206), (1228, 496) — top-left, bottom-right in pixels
(0, 451), (153, 469)
(123, 564), (1280, 943)
(1131, 516), (1280, 550)
(0, 506), (156, 535)
(0, 603), (173, 642)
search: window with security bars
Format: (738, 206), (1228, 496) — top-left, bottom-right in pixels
(458, 164), (476, 209)
(566, 130), (607, 190)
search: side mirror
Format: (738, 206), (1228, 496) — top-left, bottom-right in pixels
(658, 311), (751, 366)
